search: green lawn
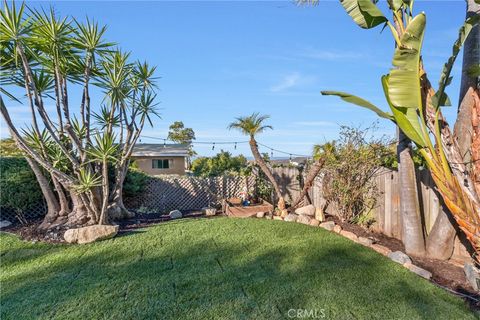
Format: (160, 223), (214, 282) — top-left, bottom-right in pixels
(0, 217), (476, 319)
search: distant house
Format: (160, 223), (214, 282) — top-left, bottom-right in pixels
(131, 144), (189, 175)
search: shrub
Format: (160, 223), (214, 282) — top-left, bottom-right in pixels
(191, 150), (250, 177)
(316, 124), (394, 223)
(0, 157), (43, 223)
(123, 167), (149, 198)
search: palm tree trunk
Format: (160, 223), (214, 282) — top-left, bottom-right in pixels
(249, 137), (284, 208)
(426, 204), (456, 260)
(107, 164), (133, 220)
(99, 160), (109, 225)
(454, 0), (480, 193)
(398, 129), (426, 256)
(291, 158), (325, 209)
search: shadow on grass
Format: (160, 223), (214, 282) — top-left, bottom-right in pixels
(0, 221), (475, 320)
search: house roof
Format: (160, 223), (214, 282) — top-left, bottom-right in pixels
(131, 143), (190, 157)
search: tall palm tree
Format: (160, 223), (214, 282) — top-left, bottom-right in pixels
(228, 113), (285, 209)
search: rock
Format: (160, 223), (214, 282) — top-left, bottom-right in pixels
(333, 225), (342, 233)
(295, 205), (316, 216)
(273, 216), (283, 221)
(297, 215), (311, 225)
(265, 214), (273, 220)
(284, 213), (298, 222)
(340, 230), (358, 241)
(357, 236), (374, 247)
(256, 212), (265, 218)
(371, 244), (391, 256)
(280, 209), (289, 218)
(169, 210), (182, 219)
(0, 220), (12, 229)
(64, 225), (118, 244)
(319, 221), (335, 231)
(404, 262), (432, 280)
(464, 263), (480, 291)
(315, 207), (325, 222)
(309, 218), (320, 227)
(388, 251), (412, 265)
(202, 207), (216, 216)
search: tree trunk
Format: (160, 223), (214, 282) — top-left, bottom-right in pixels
(107, 165), (134, 220)
(398, 129), (426, 256)
(426, 204), (456, 260)
(249, 137), (285, 209)
(454, 0), (480, 165)
(291, 158), (325, 209)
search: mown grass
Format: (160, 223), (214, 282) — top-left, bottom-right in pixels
(0, 217), (476, 319)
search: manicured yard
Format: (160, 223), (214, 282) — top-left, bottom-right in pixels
(0, 217), (476, 319)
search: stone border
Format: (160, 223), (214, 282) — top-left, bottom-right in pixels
(260, 212), (432, 280)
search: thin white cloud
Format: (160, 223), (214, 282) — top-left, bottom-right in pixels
(270, 72), (302, 92)
(292, 121), (336, 127)
(299, 49), (365, 61)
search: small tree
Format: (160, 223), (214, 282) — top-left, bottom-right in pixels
(167, 121), (196, 167)
(228, 113), (286, 210)
(191, 150), (249, 177)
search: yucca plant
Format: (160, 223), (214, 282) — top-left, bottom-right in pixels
(322, 0), (480, 260)
(0, 1), (159, 229)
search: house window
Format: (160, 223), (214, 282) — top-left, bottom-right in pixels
(152, 159), (171, 169)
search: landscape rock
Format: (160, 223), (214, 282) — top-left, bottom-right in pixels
(169, 210), (183, 219)
(284, 213), (299, 222)
(265, 215), (273, 220)
(315, 207), (325, 222)
(309, 218), (320, 227)
(256, 212), (265, 218)
(333, 225), (342, 233)
(404, 262), (432, 280)
(319, 221), (335, 231)
(340, 230), (358, 242)
(280, 209), (289, 218)
(464, 263), (480, 291)
(388, 251), (412, 265)
(297, 215), (311, 225)
(273, 216), (283, 221)
(64, 225), (118, 244)
(357, 236), (374, 247)
(371, 244), (391, 256)
(0, 220), (12, 229)
(295, 205), (316, 216)
(202, 207), (216, 216)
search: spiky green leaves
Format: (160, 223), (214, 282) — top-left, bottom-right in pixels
(227, 113), (273, 137)
(340, 0), (387, 29)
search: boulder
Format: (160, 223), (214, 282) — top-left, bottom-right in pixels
(273, 216), (283, 221)
(371, 244), (391, 256)
(265, 214), (273, 220)
(284, 213), (299, 222)
(202, 207), (216, 216)
(280, 209), (289, 218)
(315, 207), (325, 222)
(295, 205), (316, 216)
(340, 230), (358, 242)
(404, 262), (432, 280)
(309, 218), (320, 227)
(464, 263), (480, 291)
(0, 220), (12, 229)
(357, 237), (374, 247)
(388, 251), (412, 265)
(256, 212), (265, 218)
(169, 210), (182, 219)
(319, 221), (335, 231)
(333, 225), (342, 233)
(64, 225), (118, 244)
(297, 215), (311, 225)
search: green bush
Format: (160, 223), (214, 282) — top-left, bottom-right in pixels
(0, 157), (43, 222)
(191, 150), (250, 177)
(123, 167), (149, 197)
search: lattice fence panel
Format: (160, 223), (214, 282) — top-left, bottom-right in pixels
(0, 202), (47, 223)
(125, 175), (256, 213)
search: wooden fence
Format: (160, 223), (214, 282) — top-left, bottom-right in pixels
(125, 175), (255, 213)
(272, 166), (470, 261)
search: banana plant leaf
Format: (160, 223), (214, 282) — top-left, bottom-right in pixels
(340, 0), (388, 29)
(388, 13), (425, 109)
(321, 90), (394, 121)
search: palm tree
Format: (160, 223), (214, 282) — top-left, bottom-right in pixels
(228, 113), (285, 210)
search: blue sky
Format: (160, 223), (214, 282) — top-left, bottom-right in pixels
(1, 1), (467, 157)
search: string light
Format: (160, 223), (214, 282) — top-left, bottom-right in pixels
(234, 142), (237, 150)
(212, 142), (215, 150)
(163, 139), (166, 148)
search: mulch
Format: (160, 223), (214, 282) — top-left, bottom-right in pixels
(3, 212), (480, 309)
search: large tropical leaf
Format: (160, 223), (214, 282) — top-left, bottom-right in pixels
(321, 90), (394, 121)
(382, 75), (426, 147)
(388, 13), (425, 109)
(340, 0), (388, 29)
(433, 15), (480, 109)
